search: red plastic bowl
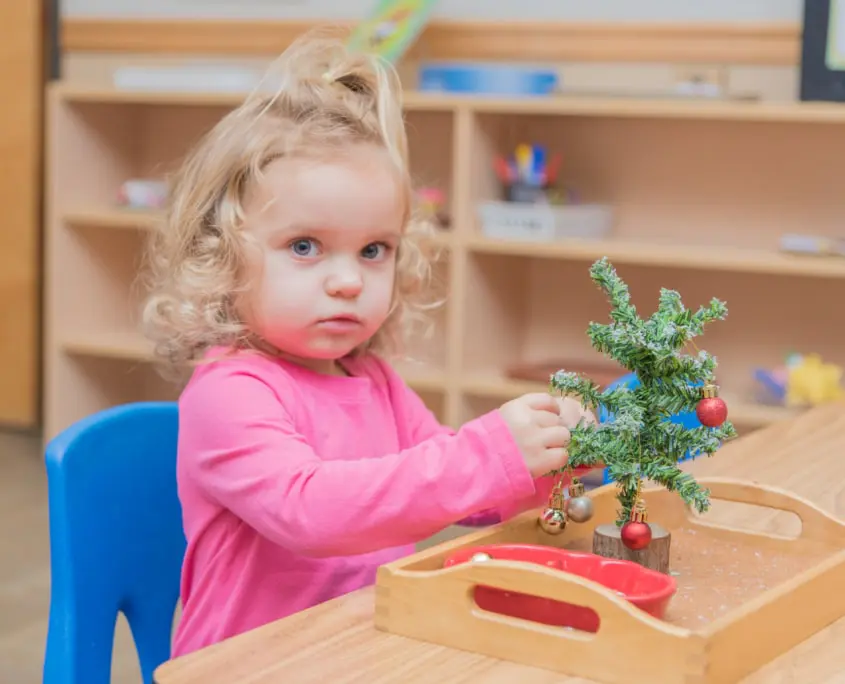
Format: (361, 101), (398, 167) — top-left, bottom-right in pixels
(443, 543), (676, 633)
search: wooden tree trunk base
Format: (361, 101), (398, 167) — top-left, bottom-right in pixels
(592, 523), (672, 574)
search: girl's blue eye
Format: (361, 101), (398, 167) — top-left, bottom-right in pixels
(361, 242), (388, 260)
(290, 239), (318, 257)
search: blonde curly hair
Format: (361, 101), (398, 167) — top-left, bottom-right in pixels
(142, 31), (442, 378)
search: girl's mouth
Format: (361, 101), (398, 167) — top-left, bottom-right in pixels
(317, 315), (363, 332)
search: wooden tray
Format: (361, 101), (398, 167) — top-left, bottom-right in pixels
(374, 477), (845, 683)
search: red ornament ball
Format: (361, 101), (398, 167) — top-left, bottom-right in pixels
(621, 521), (652, 550)
(696, 396), (728, 428)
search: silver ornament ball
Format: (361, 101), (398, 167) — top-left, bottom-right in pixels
(566, 496), (594, 523)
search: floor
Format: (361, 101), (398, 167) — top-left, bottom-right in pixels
(1, 429), (164, 683)
(0, 429), (55, 684)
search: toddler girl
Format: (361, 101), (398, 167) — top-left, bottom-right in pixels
(143, 33), (589, 657)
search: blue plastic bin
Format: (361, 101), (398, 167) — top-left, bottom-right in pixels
(418, 63), (559, 96)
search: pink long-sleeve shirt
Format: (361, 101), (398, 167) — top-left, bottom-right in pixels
(171, 349), (553, 657)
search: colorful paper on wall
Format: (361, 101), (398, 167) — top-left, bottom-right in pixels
(347, 0), (440, 63)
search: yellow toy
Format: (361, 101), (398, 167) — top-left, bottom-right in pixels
(785, 353), (845, 407)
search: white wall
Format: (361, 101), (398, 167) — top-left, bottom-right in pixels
(62, 0), (803, 23)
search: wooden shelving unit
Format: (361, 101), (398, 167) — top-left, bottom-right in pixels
(44, 82), (845, 442)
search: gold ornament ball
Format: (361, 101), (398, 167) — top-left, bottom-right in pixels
(565, 496), (594, 523)
(538, 506), (567, 535)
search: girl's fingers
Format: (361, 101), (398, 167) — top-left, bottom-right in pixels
(533, 408), (562, 428)
(581, 409), (598, 426)
(542, 426), (571, 448)
(523, 393), (561, 413)
(541, 446), (569, 470)
(554, 396), (583, 424)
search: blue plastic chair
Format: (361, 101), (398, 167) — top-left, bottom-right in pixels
(598, 373), (702, 484)
(43, 402), (186, 684)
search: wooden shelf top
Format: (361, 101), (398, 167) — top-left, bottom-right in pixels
(62, 208), (455, 252)
(62, 207), (845, 279)
(60, 333), (447, 394)
(462, 94), (845, 123)
(62, 331), (153, 362)
(59, 332), (799, 430)
(65, 208), (161, 230)
(467, 236), (845, 279)
(49, 82), (460, 112)
(50, 81), (845, 123)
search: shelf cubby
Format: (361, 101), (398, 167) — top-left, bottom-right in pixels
(470, 112), (845, 251)
(458, 253), (834, 431)
(406, 109), (454, 213)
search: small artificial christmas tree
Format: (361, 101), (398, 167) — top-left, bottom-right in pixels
(541, 257), (738, 571)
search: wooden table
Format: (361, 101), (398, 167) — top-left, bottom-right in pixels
(154, 402), (845, 683)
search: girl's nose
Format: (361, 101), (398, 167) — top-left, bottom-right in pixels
(325, 268), (363, 299)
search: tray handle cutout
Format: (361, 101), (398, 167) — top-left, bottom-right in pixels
(685, 477), (845, 544)
(384, 559), (701, 682)
(435, 558), (686, 643)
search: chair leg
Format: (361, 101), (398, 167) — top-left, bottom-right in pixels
(43, 607), (117, 684)
(124, 597), (178, 684)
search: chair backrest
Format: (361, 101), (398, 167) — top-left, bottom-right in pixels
(599, 373), (702, 484)
(43, 402), (186, 684)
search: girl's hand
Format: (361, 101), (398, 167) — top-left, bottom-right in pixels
(554, 395), (597, 430)
(498, 393), (571, 478)
(554, 395), (606, 471)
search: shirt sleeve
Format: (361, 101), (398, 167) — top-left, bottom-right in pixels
(375, 359), (557, 526)
(179, 362), (537, 557)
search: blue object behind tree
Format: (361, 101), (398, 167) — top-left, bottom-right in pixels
(598, 373), (704, 485)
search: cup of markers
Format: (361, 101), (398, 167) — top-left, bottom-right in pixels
(494, 144), (561, 203)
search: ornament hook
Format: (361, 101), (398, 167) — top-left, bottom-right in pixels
(701, 382), (720, 399)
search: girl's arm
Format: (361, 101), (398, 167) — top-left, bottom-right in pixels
(381, 362), (556, 526)
(179, 364), (537, 558)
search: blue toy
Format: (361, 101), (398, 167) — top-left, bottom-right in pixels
(598, 373), (703, 485)
(43, 402), (185, 684)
